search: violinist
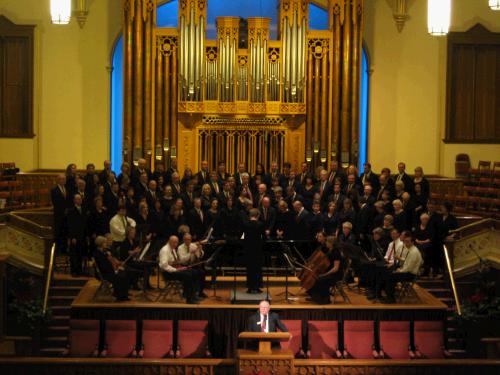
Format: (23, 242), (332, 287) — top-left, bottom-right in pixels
(93, 236), (131, 301)
(119, 226), (153, 290)
(159, 235), (201, 304)
(307, 236), (343, 305)
(177, 232), (208, 298)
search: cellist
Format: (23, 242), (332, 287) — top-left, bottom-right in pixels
(306, 235), (343, 304)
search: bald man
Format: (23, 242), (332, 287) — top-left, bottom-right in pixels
(159, 235), (201, 304)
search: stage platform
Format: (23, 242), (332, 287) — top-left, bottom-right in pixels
(70, 276), (447, 357)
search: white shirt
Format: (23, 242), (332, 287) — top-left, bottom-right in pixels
(397, 245), (422, 275)
(384, 238), (404, 266)
(259, 313), (269, 333)
(109, 214), (136, 242)
(177, 242), (204, 265)
(159, 243), (180, 273)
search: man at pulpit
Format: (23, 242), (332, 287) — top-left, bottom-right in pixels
(247, 300), (288, 341)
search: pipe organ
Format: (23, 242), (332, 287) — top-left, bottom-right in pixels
(122, 0), (364, 174)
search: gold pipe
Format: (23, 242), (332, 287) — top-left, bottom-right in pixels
(133, 0), (143, 154)
(314, 56), (320, 145)
(291, 11), (297, 102)
(179, 16), (184, 100)
(189, 8), (195, 100)
(443, 245), (462, 315)
(170, 49), (177, 148)
(163, 54), (170, 153)
(256, 36), (261, 102)
(123, 0), (133, 162)
(351, 0), (362, 159)
(332, 12), (341, 160)
(341, 0), (351, 161)
(299, 17), (306, 102)
(285, 17), (292, 102)
(306, 48), (313, 150)
(144, 6), (153, 159)
(320, 52), (328, 150)
(42, 243), (56, 315)
(282, 18), (288, 102)
(155, 47), (163, 148)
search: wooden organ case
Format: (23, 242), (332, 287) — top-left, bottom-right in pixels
(122, 0), (364, 174)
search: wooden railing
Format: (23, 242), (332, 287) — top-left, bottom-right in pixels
(0, 358), (498, 375)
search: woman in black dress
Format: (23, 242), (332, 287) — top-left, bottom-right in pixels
(413, 212), (435, 276)
(323, 201), (338, 236)
(307, 236), (343, 304)
(413, 166), (430, 201)
(301, 175), (316, 211)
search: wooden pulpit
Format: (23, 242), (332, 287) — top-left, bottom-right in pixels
(237, 332), (294, 375)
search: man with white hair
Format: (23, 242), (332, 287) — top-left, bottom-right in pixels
(159, 235), (200, 304)
(247, 300), (288, 333)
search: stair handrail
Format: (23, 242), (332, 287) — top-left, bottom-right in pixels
(448, 218), (499, 241)
(42, 243), (56, 316)
(443, 244), (462, 316)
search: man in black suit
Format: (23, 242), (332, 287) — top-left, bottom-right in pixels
(233, 163), (247, 186)
(104, 182), (120, 217)
(259, 197), (276, 237)
(51, 174), (68, 254)
(130, 158), (151, 187)
(208, 171), (222, 197)
(394, 162), (414, 194)
(98, 160), (113, 185)
(360, 163), (379, 191)
(296, 162), (310, 186)
(292, 200), (311, 241)
(246, 300), (288, 348)
(329, 183), (345, 209)
(181, 181), (197, 211)
(134, 171), (149, 201)
(188, 197), (208, 241)
(196, 160), (210, 187)
(328, 160), (347, 188)
(66, 193), (88, 276)
(315, 170), (333, 208)
(145, 179), (159, 208)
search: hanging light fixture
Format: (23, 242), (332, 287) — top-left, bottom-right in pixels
(50, 0), (72, 25)
(489, 0), (500, 11)
(427, 0), (451, 36)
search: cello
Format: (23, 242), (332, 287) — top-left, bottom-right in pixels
(298, 248), (331, 291)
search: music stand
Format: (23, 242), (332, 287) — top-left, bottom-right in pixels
(276, 252), (299, 303)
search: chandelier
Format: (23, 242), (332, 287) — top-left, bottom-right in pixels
(50, 0), (71, 25)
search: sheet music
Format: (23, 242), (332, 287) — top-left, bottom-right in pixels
(138, 242), (151, 261)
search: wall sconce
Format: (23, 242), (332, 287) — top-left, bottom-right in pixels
(320, 150), (327, 163)
(50, 0), (89, 28)
(74, 0), (89, 28)
(51, 0), (71, 25)
(393, 0), (409, 33)
(428, 0), (451, 36)
(155, 145), (163, 161)
(170, 146), (177, 159)
(490, 0), (500, 11)
(313, 142), (320, 154)
(163, 138), (170, 152)
(305, 149), (312, 163)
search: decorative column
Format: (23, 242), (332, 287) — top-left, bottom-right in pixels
(123, 0), (157, 165)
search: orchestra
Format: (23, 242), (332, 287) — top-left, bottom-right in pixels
(52, 159), (457, 305)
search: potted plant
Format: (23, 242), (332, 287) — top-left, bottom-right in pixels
(9, 298), (52, 356)
(455, 264), (500, 357)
